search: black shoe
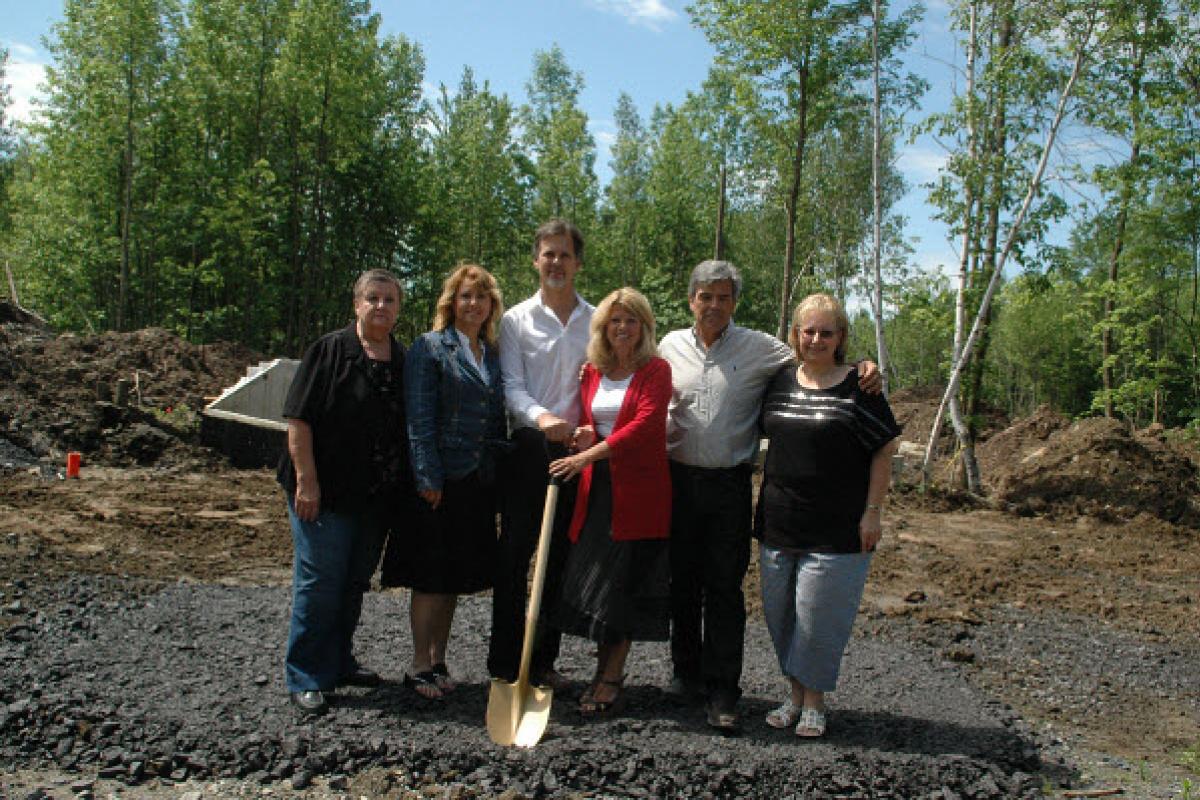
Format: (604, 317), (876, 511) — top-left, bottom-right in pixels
(337, 666), (382, 688)
(665, 675), (705, 702)
(531, 667), (572, 691)
(705, 694), (740, 733)
(290, 690), (328, 716)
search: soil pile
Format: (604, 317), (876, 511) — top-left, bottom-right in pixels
(0, 321), (260, 469)
(888, 393), (1200, 528)
(978, 411), (1200, 527)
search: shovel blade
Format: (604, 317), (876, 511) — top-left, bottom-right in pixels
(486, 678), (553, 747)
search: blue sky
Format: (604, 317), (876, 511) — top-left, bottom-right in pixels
(2, 0), (1037, 283)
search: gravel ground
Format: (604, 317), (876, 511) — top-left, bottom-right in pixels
(861, 606), (1200, 799)
(1, 576), (1047, 799)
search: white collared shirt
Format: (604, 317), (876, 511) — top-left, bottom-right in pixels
(499, 290), (594, 430)
(659, 323), (794, 468)
(453, 327), (489, 383)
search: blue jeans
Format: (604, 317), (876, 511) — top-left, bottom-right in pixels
(759, 544), (872, 693)
(285, 497), (386, 692)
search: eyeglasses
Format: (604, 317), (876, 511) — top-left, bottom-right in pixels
(796, 327), (838, 341)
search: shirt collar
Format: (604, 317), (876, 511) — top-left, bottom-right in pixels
(690, 321), (734, 351)
(340, 322), (399, 362)
(535, 289), (588, 323)
(452, 326), (485, 354)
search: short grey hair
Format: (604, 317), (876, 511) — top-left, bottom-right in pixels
(688, 260), (742, 300)
(353, 269), (404, 302)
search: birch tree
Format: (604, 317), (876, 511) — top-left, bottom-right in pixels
(921, 1), (1104, 486)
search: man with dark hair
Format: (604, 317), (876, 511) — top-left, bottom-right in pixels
(488, 219), (592, 687)
(660, 260), (879, 731)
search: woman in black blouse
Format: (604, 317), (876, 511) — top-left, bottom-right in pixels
(755, 292), (900, 738)
(277, 269), (411, 717)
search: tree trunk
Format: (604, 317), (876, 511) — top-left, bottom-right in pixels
(957, 9), (1013, 492)
(923, 7), (1096, 485)
(778, 64), (810, 341)
(869, 0), (889, 390)
(714, 164), (727, 261)
(118, 31), (136, 332)
(1101, 39), (1147, 419)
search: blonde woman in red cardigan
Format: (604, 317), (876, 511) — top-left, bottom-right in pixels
(548, 287), (672, 714)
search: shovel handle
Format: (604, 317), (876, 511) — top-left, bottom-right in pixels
(515, 478), (561, 685)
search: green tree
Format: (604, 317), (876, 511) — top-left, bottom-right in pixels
(1078, 0), (1198, 423)
(421, 67), (533, 328)
(919, 0), (1102, 487)
(595, 92), (651, 290)
(520, 45), (597, 228)
(689, 0), (917, 338)
(640, 99), (720, 328)
(8, 0), (180, 331)
(271, 0), (428, 351)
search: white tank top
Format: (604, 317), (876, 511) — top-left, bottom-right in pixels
(591, 374), (632, 437)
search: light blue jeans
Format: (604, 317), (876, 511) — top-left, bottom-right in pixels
(284, 497), (386, 692)
(759, 544), (872, 693)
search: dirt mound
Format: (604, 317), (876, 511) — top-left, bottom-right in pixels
(982, 415), (1200, 527)
(889, 385), (953, 448)
(0, 323), (262, 468)
(975, 404), (1071, 479)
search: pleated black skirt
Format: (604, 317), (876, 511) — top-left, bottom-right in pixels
(553, 461), (670, 644)
(380, 470), (496, 594)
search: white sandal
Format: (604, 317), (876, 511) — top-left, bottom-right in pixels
(765, 698), (803, 729)
(794, 706), (827, 738)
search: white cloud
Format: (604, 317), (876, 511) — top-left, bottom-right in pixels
(897, 144), (947, 185)
(593, 129), (616, 150)
(3, 42), (49, 125)
(586, 0), (679, 31)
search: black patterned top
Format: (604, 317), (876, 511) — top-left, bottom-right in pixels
(754, 366), (901, 553)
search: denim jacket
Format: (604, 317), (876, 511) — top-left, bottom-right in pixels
(405, 326), (508, 492)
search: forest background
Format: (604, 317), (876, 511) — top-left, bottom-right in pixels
(0, 0), (1197, 450)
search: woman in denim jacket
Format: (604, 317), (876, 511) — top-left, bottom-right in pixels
(383, 264), (507, 699)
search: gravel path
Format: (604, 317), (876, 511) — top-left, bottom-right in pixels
(1, 576), (1045, 798)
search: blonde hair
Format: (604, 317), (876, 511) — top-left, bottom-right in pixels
(587, 287), (658, 374)
(789, 292), (850, 364)
(432, 264), (504, 347)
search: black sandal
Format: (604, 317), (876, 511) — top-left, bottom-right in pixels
(402, 670), (444, 700)
(580, 675), (625, 715)
(431, 662), (456, 693)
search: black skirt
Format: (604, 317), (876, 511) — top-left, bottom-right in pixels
(380, 470), (497, 594)
(553, 461), (670, 644)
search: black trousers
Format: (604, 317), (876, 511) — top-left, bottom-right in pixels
(668, 461), (754, 700)
(487, 427), (578, 681)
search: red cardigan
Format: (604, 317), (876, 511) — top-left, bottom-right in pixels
(567, 357), (672, 543)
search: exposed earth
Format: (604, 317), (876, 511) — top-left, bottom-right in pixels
(1, 311), (1198, 798)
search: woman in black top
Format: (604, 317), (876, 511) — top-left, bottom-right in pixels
(755, 293), (900, 738)
(278, 269), (411, 717)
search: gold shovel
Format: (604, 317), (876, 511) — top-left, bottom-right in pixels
(486, 476), (561, 747)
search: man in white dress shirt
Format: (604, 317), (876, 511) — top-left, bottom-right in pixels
(488, 219), (593, 686)
(660, 259), (879, 731)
